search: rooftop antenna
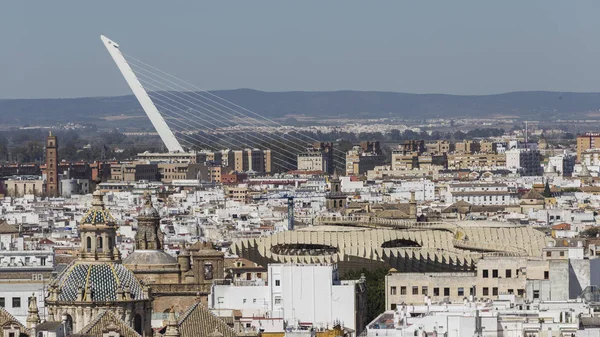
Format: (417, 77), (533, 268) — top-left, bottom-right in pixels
(100, 35), (184, 153)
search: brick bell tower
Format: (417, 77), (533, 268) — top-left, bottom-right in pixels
(45, 132), (58, 197)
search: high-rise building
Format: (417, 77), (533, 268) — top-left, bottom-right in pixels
(297, 148), (331, 173)
(296, 143), (336, 173)
(505, 148), (543, 176)
(346, 141), (386, 175)
(577, 132), (600, 161)
(225, 148), (270, 173)
(45, 132), (58, 197)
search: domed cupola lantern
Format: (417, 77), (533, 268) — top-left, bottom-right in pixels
(79, 188), (120, 262)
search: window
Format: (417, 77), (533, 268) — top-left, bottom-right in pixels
(560, 251), (565, 257)
(505, 269), (512, 278)
(275, 280), (280, 286)
(444, 288), (450, 296)
(458, 287), (464, 296)
(257, 273), (262, 278)
(546, 251), (552, 257)
(544, 271), (549, 280)
(433, 288), (440, 296)
(412, 286), (419, 295)
(422, 286), (428, 296)
(508, 289), (514, 294)
(492, 287), (498, 296)
(533, 290), (540, 299)
(253, 299), (256, 304)
(390, 286), (397, 295)
(483, 287), (489, 296)
(492, 269), (498, 278)
(390, 303), (397, 310)
(518, 289), (524, 296)
(0, 297), (4, 307)
(243, 299), (247, 303)
(482, 270), (489, 278)
(274, 297), (282, 305)
(400, 286), (407, 295)
(12, 297), (20, 308)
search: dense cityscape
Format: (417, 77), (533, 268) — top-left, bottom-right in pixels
(6, 2), (600, 337)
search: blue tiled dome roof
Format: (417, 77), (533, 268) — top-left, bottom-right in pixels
(82, 208), (116, 225)
(81, 189), (116, 226)
(55, 262), (146, 302)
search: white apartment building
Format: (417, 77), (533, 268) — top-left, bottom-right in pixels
(446, 183), (514, 205)
(505, 148), (543, 176)
(297, 149), (330, 173)
(547, 153), (576, 177)
(389, 180), (435, 202)
(209, 264), (367, 334)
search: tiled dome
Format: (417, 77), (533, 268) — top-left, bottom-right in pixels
(82, 208), (116, 224)
(82, 189), (116, 225)
(55, 262), (147, 302)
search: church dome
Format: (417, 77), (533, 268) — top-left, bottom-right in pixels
(123, 250), (177, 265)
(82, 189), (116, 225)
(54, 262), (147, 302)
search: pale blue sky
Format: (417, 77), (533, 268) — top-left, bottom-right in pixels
(2, 1), (600, 98)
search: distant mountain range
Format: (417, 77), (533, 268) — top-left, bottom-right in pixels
(1, 89), (600, 129)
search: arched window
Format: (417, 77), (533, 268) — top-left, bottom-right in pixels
(107, 237), (112, 250)
(86, 237), (92, 253)
(134, 314), (143, 335)
(64, 314), (73, 335)
(97, 236), (103, 252)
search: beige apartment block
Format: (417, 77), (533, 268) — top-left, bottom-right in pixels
(385, 257), (550, 309)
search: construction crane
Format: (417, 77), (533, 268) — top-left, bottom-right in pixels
(253, 192), (326, 231)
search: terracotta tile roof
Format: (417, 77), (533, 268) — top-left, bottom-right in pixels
(178, 301), (237, 337)
(0, 306), (29, 336)
(552, 223), (571, 230)
(521, 188), (544, 200)
(77, 310), (141, 337)
(0, 221), (19, 234)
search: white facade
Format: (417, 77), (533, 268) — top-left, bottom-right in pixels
(0, 281), (46, 324)
(390, 180), (435, 202)
(210, 264), (361, 332)
(297, 151), (329, 173)
(505, 148), (543, 176)
(446, 183), (514, 205)
(340, 176), (365, 193)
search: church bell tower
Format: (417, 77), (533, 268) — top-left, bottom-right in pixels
(45, 132), (59, 197)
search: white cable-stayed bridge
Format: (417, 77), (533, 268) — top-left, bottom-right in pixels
(100, 35), (346, 173)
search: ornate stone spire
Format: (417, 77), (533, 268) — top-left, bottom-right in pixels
(26, 294), (40, 329)
(581, 161), (591, 177)
(134, 192), (164, 250)
(164, 307), (181, 337)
